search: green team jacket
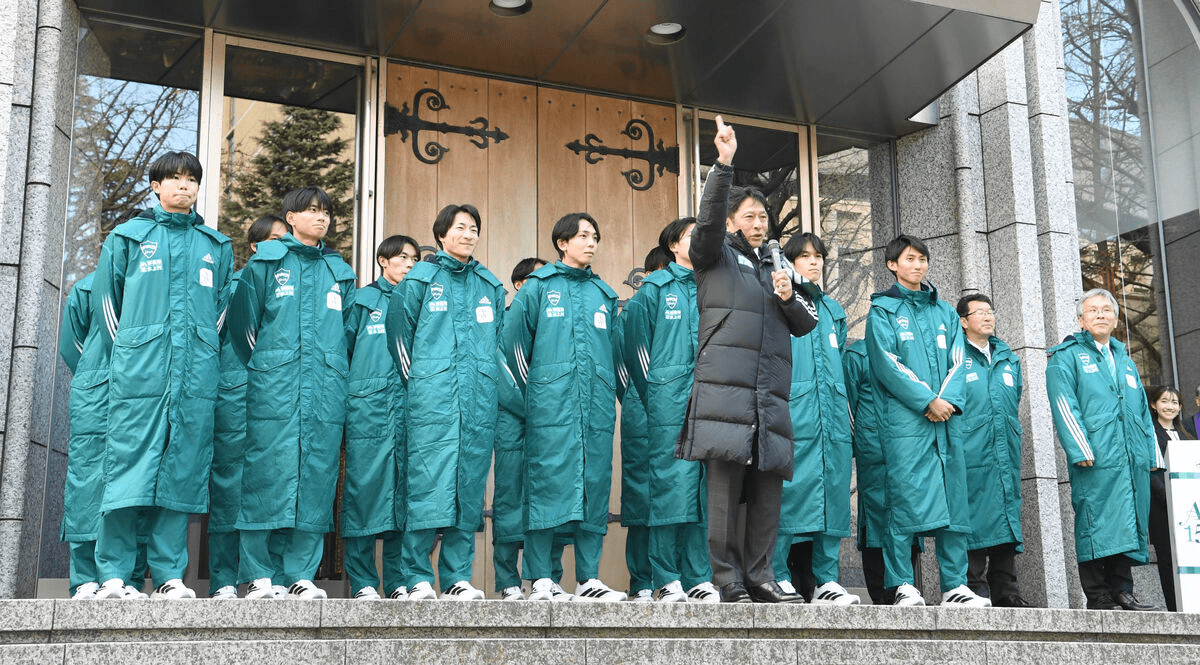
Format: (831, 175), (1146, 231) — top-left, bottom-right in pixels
(950, 336), (1024, 551)
(493, 342), (527, 543)
(780, 281), (852, 537)
(843, 339), (887, 549)
(615, 321), (650, 528)
(92, 206), (233, 514)
(864, 282), (969, 535)
(501, 261), (618, 534)
(59, 273), (105, 541)
(387, 251), (506, 532)
(1047, 331), (1158, 563)
(209, 272), (247, 533)
(342, 277), (404, 538)
(621, 262), (705, 527)
(227, 234), (356, 532)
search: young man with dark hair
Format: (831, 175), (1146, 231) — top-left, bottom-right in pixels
(503, 212), (626, 602)
(227, 186), (357, 600)
(387, 204), (505, 601)
(864, 234), (987, 607)
(92, 151), (234, 600)
(675, 117), (818, 604)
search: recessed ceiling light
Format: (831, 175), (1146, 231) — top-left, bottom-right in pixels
(646, 22), (685, 45)
(490, 0), (532, 17)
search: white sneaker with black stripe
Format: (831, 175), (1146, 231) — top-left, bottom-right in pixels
(655, 580), (685, 603)
(941, 585), (991, 608)
(573, 578), (627, 602)
(287, 580), (327, 599)
(388, 586), (408, 600)
(686, 582), (720, 604)
(407, 581), (437, 600)
(210, 585), (238, 600)
(353, 586), (381, 600)
(150, 579), (197, 599)
(442, 580), (485, 600)
(272, 585), (289, 598)
(811, 581), (861, 606)
(529, 578), (573, 601)
(96, 578), (147, 600)
(499, 586), (525, 600)
(630, 588), (653, 602)
(72, 582), (100, 600)
(245, 578), (275, 600)
(894, 583), (925, 607)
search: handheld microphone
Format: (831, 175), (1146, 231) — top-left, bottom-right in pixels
(766, 239), (783, 273)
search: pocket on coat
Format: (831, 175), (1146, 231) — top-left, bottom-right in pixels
(110, 323), (167, 398)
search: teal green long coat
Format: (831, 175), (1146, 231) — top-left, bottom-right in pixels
(1047, 331), (1157, 563)
(209, 273), (247, 533)
(501, 261), (618, 534)
(59, 273), (106, 541)
(227, 234), (356, 533)
(620, 262), (704, 526)
(950, 336), (1024, 551)
(387, 251), (505, 532)
(92, 206), (233, 514)
(779, 282), (852, 537)
(616, 322), (650, 528)
(843, 340), (887, 549)
(864, 283), (969, 536)
(342, 277), (404, 538)
(492, 348), (527, 544)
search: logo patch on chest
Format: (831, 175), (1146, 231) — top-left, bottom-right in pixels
(896, 316), (909, 330)
(140, 241), (157, 259)
(369, 309), (382, 322)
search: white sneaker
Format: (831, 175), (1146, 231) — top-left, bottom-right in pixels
(442, 580), (485, 600)
(388, 586), (408, 600)
(499, 586), (525, 600)
(655, 580), (685, 603)
(96, 578), (147, 599)
(246, 578), (275, 600)
(777, 579), (799, 595)
(151, 579), (197, 600)
(210, 585), (238, 600)
(287, 580), (327, 599)
(72, 582), (99, 600)
(811, 581), (861, 606)
(528, 578), (573, 601)
(630, 588), (654, 602)
(941, 585), (992, 608)
(686, 582), (720, 604)
(407, 581), (437, 600)
(894, 583), (925, 607)
(353, 586), (381, 600)
(573, 578), (627, 602)
(272, 584), (289, 598)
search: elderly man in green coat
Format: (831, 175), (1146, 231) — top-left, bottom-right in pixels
(865, 234), (988, 607)
(91, 153), (233, 601)
(774, 232), (858, 606)
(952, 294), (1030, 607)
(502, 212), (626, 602)
(1047, 288), (1161, 611)
(387, 205), (505, 601)
(227, 187), (356, 600)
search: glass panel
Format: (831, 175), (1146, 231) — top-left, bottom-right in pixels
(218, 46), (360, 268)
(695, 118), (800, 239)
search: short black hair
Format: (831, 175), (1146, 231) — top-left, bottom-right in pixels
(884, 234), (931, 265)
(281, 187), (333, 217)
(432, 204), (482, 249)
(956, 293), (993, 318)
(644, 246), (671, 272)
(551, 213), (600, 259)
(783, 232), (827, 262)
(511, 257), (547, 285)
(377, 234), (420, 261)
(658, 217), (697, 252)
(727, 186), (768, 220)
(247, 213), (287, 245)
(148, 152), (203, 186)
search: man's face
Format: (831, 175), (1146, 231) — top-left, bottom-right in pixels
(440, 211), (479, 263)
(793, 242), (824, 283)
(287, 198), (330, 246)
(886, 245), (928, 290)
(378, 243), (420, 285)
(558, 219), (599, 269)
(1078, 294), (1116, 341)
(150, 171), (199, 214)
(960, 300), (995, 340)
(727, 197), (768, 248)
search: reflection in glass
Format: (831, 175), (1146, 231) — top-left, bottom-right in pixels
(697, 121), (800, 238)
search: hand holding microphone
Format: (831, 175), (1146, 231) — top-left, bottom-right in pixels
(765, 239), (793, 301)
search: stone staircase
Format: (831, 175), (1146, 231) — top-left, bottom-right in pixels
(3, 599), (1200, 664)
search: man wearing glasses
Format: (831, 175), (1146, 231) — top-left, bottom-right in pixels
(953, 295), (1030, 607)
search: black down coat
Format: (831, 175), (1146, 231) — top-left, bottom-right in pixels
(674, 161), (818, 480)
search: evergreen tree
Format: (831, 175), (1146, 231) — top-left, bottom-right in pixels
(222, 106), (355, 266)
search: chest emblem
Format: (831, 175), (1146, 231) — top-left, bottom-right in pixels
(202, 253), (214, 264)
(1078, 353), (1091, 365)
(897, 316), (909, 330)
(430, 283), (444, 300)
(547, 290), (561, 306)
(965, 357), (973, 369)
(369, 309), (382, 323)
(666, 294), (678, 309)
(140, 241), (157, 259)
(274, 269), (291, 286)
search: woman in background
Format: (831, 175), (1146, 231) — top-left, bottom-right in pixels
(1147, 384), (1194, 612)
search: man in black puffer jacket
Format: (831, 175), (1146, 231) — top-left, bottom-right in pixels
(675, 116), (818, 603)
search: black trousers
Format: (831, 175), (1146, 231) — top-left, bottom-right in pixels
(786, 541), (817, 602)
(861, 542), (921, 605)
(966, 543), (1019, 599)
(705, 459), (782, 587)
(1149, 488), (1177, 611)
(1078, 554), (1134, 605)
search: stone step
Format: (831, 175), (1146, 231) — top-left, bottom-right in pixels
(2, 600), (1199, 664)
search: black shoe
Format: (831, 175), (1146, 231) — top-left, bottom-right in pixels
(1085, 593), (1120, 610)
(747, 580), (805, 604)
(1114, 591), (1154, 611)
(993, 594), (1033, 608)
(719, 582), (752, 603)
